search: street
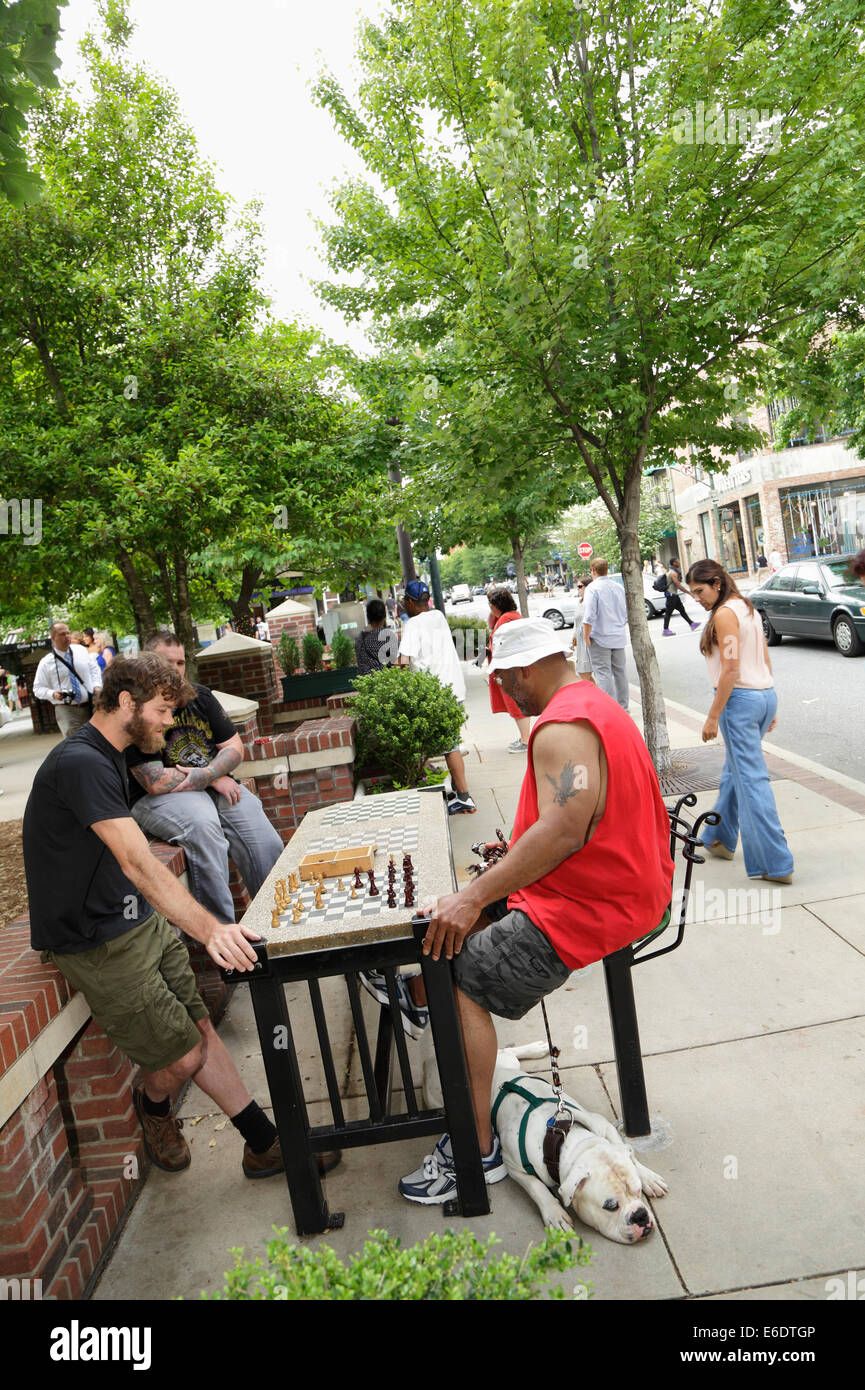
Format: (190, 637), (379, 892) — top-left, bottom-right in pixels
(447, 590), (864, 784)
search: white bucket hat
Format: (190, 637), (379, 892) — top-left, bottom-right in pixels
(488, 617), (573, 671)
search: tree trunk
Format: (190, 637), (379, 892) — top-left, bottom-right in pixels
(116, 546), (158, 644)
(156, 552), (181, 633)
(617, 471), (672, 775)
(228, 562), (261, 632)
(511, 536), (529, 617)
(173, 552), (198, 681)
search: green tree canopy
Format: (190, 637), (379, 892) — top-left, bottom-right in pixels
(314, 0), (865, 769)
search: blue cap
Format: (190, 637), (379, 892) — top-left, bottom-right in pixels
(404, 580), (430, 601)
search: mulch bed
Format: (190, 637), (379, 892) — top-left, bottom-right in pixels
(0, 819), (28, 929)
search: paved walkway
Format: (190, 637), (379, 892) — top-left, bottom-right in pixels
(39, 666), (861, 1302)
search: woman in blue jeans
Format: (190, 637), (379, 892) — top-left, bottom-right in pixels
(685, 559), (793, 884)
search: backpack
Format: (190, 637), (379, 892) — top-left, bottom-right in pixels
(652, 572), (668, 592)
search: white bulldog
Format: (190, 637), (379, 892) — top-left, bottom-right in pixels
(423, 1041), (669, 1244)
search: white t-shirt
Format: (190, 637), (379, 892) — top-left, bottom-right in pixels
(399, 608), (466, 701)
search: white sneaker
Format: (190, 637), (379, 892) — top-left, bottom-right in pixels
(507, 740), (528, 754)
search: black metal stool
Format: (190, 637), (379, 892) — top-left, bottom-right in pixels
(603, 792), (720, 1136)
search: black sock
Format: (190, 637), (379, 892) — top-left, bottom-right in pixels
(230, 1100), (277, 1153)
(141, 1091), (170, 1118)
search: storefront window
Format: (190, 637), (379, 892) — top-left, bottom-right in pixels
(743, 494), (764, 567)
(780, 476), (865, 558)
(718, 503), (746, 572)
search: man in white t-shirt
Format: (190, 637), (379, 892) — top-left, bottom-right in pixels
(398, 580), (475, 814)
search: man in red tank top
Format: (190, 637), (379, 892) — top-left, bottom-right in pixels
(398, 617), (673, 1206)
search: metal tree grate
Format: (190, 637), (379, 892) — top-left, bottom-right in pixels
(658, 745), (781, 796)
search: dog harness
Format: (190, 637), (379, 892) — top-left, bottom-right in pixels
(491, 1074), (596, 1188)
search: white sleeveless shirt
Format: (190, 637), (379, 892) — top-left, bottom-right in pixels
(705, 598), (773, 689)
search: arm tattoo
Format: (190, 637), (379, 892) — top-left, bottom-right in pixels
(208, 745), (242, 779)
(132, 762), (189, 795)
(545, 760), (582, 807)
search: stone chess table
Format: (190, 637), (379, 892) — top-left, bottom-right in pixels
(242, 788), (455, 957)
(221, 786), (489, 1235)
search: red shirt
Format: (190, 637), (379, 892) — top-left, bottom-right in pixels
(488, 611), (524, 719)
(507, 682), (673, 969)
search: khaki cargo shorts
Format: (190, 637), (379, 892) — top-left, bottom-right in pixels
(44, 912), (208, 1072)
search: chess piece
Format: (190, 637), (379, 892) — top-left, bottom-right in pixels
(314, 885), (323, 909)
(271, 909), (280, 929)
(353, 867), (363, 889)
(386, 887), (397, 908)
(367, 870), (380, 897)
(292, 901), (302, 923)
(404, 886), (415, 908)
(402, 854), (413, 872)
(297, 895), (304, 912)
(350, 885), (357, 899)
(288, 871), (299, 893)
(337, 877), (344, 892)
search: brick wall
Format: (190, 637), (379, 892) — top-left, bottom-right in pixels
(197, 646), (281, 735)
(269, 608), (315, 679)
(246, 716), (356, 845)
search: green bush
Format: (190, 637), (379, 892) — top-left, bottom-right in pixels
(202, 1227), (591, 1301)
(446, 614), (488, 661)
(278, 632), (300, 676)
(330, 627), (355, 669)
(302, 630), (324, 672)
(351, 665), (465, 787)
(446, 615), (488, 632)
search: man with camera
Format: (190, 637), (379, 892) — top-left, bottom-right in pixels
(32, 621), (102, 738)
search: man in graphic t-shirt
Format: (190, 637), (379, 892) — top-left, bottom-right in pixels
(126, 631), (283, 924)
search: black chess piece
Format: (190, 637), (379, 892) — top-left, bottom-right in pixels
(386, 887), (397, 908)
(404, 887), (415, 908)
(367, 870), (380, 897)
(403, 854), (413, 872)
(353, 867), (363, 889)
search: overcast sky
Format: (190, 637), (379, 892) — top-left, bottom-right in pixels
(57, 0), (387, 349)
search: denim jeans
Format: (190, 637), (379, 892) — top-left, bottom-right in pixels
(133, 784), (283, 922)
(701, 687), (794, 878)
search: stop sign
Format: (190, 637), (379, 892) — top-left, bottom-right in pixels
(577, 541), (593, 559)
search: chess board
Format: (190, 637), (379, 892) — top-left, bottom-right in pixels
(243, 786), (454, 957)
(273, 859), (418, 931)
(320, 792), (420, 826)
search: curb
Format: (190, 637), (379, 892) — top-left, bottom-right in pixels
(649, 688), (865, 800)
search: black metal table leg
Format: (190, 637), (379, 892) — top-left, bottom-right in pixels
(603, 947), (651, 1137)
(249, 973), (340, 1235)
(373, 1003), (395, 1113)
(414, 920), (489, 1217)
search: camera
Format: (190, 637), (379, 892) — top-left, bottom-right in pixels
(59, 691), (76, 704)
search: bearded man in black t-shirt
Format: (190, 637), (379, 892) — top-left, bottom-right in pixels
(23, 653), (339, 1178)
(125, 632), (283, 925)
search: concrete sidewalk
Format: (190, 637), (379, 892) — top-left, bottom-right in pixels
(93, 665), (865, 1302)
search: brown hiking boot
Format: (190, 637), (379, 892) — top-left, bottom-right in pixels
(133, 1086), (191, 1173)
(242, 1137), (342, 1180)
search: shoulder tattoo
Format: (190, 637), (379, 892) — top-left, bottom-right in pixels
(545, 759), (585, 807)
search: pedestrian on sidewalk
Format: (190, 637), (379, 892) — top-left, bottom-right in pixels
(662, 557), (701, 636)
(582, 557), (630, 710)
(484, 585), (531, 753)
(354, 598), (398, 674)
(398, 579), (475, 814)
(685, 559), (794, 884)
(570, 575), (594, 682)
(32, 622), (100, 738)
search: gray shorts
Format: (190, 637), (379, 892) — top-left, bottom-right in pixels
(453, 907), (571, 1020)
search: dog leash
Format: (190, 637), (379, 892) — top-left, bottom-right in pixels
(469, 831), (574, 1185)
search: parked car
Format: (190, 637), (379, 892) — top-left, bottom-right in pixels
(472, 585), (486, 596)
(609, 572), (667, 620)
(540, 596), (578, 629)
(451, 583), (472, 604)
(750, 556), (865, 657)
